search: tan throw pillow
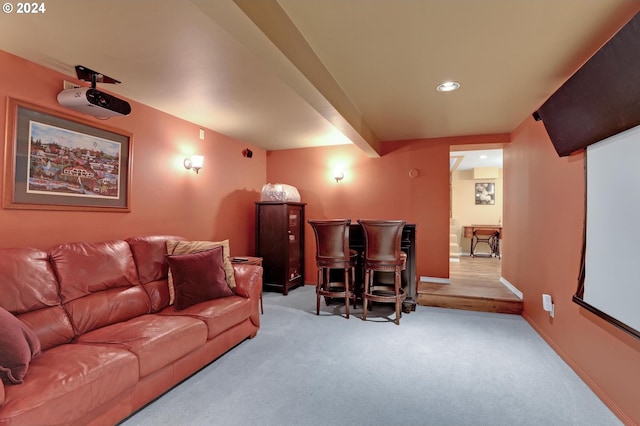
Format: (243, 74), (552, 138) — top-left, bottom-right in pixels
(166, 240), (236, 305)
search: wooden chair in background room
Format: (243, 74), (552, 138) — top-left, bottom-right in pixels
(471, 229), (500, 258)
(358, 219), (407, 325)
(308, 219), (358, 318)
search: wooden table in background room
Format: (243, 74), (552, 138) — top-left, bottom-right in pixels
(463, 225), (502, 257)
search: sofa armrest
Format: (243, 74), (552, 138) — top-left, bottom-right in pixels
(232, 264), (262, 327)
(233, 264), (262, 298)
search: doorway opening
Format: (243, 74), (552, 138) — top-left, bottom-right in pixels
(417, 145), (520, 313)
(433, 146), (515, 313)
(449, 147), (503, 260)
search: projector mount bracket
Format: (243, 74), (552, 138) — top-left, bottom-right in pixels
(74, 65), (121, 89)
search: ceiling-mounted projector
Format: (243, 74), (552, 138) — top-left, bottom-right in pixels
(57, 65), (131, 118)
(57, 87), (131, 117)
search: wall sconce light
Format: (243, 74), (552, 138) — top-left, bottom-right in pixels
(333, 166), (345, 183)
(184, 155), (204, 174)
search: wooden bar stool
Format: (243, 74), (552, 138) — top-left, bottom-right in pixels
(358, 219), (407, 325)
(308, 219), (357, 318)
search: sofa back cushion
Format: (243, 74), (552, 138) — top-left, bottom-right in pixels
(0, 248), (75, 350)
(49, 240), (151, 335)
(126, 235), (185, 283)
(126, 235), (184, 312)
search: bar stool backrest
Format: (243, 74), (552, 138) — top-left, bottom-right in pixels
(308, 219), (352, 267)
(358, 220), (406, 267)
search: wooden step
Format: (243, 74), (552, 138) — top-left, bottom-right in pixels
(418, 256), (522, 315)
(417, 286), (522, 315)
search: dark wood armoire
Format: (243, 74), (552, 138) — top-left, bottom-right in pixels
(255, 202), (306, 295)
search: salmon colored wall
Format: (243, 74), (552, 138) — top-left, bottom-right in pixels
(503, 116), (640, 424)
(266, 134), (509, 285)
(0, 51), (266, 254)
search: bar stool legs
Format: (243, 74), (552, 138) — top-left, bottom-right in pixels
(362, 269), (404, 325)
(315, 265), (354, 318)
(362, 270), (370, 321)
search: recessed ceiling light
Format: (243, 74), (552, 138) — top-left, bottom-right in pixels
(437, 81), (460, 92)
(479, 154), (488, 159)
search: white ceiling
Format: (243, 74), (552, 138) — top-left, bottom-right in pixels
(1, 1), (637, 156)
(451, 149), (503, 172)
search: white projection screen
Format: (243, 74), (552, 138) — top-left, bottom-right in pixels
(576, 124), (640, 339)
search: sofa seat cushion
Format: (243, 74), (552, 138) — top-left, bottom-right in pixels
(76, 314), (207, 377)
(0, 344), (138, 426)
(159, 295), (251, 340)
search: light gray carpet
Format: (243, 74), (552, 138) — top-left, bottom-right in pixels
(120, 285), (620, 426)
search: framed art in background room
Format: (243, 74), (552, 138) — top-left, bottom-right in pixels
(475, 182), (495, 205)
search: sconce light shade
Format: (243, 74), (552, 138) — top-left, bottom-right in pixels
(184, 155), (204, 174)
(333, 166), (345, 183)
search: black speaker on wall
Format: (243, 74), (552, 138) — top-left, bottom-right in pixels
(535, 12), (640, 157)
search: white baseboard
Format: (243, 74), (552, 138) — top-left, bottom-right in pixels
(420, 276), (451, 285)
(500, 277), (523, 299)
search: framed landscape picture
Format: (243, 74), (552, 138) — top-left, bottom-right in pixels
(3, 98), (132, 212)
(475, 182), (495, 205)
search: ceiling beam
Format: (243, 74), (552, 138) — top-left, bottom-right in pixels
(231, 0), (381, 157)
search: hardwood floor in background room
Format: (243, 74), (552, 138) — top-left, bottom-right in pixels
(417, 257), (522, 314)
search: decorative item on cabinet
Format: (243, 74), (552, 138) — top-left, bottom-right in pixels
(255, 202), (306, 295)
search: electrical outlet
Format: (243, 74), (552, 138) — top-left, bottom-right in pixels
(63, 80), (80, 90)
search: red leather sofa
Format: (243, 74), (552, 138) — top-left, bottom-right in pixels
(0, 235), (262, 426)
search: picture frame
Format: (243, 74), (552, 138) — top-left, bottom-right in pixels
(3, 98), (132, 212)
(475, 182), (495, 205)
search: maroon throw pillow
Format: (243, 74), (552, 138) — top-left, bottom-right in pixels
(0, 307), (42, 384)
(166, 246), (234, 311)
